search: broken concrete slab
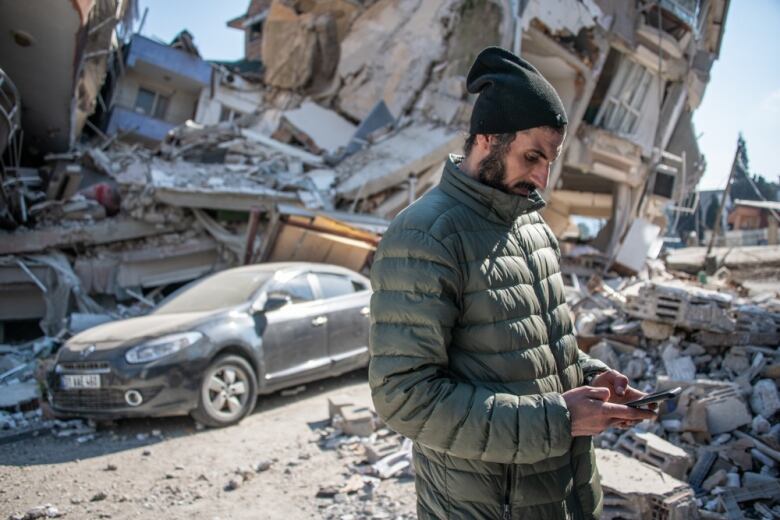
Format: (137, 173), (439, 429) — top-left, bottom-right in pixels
(625, 281), (735, 333)
(665, 246), (780, 274)
(661, 341), (697, 382)
(0, 381), (38, 409)
(335, 124), (461, 201)
(597, 448), (698, 520)
(277, 101), (357, 155)
(613, 218), (663, 273)
(614, 430), (692, 480)
(698, 388), (753, 435)
(155, 185), (301, 212)
(0, 217), (184, 256)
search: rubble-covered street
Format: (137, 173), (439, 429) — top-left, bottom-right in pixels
(1, 370), (418, 520)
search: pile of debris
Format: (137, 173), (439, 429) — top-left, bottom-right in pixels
(307, 257), (779, 519)
(308, 395), (415, 519)
(567, 260), (780, 519)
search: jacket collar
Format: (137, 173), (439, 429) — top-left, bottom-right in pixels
(438, 154), (546, 224)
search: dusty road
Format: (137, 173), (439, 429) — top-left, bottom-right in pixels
(0, 369), (416, 520)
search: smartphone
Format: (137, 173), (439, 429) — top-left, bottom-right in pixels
(625, 387), (682, 408)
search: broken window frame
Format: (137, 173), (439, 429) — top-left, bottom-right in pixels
(594, 57), (655, 138)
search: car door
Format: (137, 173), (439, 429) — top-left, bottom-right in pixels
(311, 272), (370, 367)
(259, 273), (329, 383)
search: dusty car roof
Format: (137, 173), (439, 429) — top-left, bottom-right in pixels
(226, 262), (362, 276)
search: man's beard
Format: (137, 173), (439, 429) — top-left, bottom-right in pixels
(476, 146), (536, 197)
(476, 146), (510, 192)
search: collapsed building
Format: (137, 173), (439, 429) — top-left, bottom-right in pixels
(0, 0), (730, 343)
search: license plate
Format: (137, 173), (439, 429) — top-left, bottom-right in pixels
(61, 374), (101, 389)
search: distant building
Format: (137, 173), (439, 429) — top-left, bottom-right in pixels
(728, 199), (780, 245)
(102, 34), (212, 145)
(227, 0), (272, 63)
(98, 33), (264, 146)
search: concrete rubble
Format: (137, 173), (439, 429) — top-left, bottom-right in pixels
(0, 0), (732, 343)
(3, 0), (775, 518)
(316, 245), (780, 520)
(1, 0), (732, 366)
(564, 252), (780, 519)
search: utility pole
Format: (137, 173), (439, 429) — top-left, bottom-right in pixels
(704, 137), (742, 266)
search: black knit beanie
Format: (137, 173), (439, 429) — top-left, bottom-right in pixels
(467, 47), (567, 135)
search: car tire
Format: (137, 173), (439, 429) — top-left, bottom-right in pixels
(191, 354), (258, 428)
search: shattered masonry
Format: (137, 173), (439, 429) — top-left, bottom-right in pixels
(4, 1), (780, 519)
(0, 0), (729, 342)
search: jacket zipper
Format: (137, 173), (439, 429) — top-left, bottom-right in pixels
(503, 465), (512, 520)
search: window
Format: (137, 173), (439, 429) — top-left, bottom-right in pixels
(351, 280), (367, 292)
(316, 274), (355, 299)
(219, 105), (245, 123)
(249, 21), (264, 41)
(134, 87), (169, 120)
(134, 88), (155, 115)
(153, 94), (170, 119)
(652, 171), (676, 199)
(268, 274), (314, 303)
(594, 58), (655, 137)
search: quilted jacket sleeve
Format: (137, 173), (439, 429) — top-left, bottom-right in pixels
(577, 350), (609, 382)
(369, 226), (572, 465)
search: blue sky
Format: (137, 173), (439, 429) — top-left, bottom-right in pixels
(138, 0), (780, 191)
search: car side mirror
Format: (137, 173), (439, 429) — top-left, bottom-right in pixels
(262, 293), (292, 312)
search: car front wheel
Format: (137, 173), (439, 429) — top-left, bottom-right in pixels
(192, 355), (258, 428)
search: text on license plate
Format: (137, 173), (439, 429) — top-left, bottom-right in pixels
(61, 374), (101, 389)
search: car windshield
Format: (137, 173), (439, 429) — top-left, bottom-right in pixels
(153, 270), (275, 314)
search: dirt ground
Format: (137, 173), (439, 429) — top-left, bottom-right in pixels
(0, 369), (417, 520)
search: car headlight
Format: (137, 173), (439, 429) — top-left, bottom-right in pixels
(125, 332), (203, 364)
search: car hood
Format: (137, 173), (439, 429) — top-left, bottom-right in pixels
(68, 311), (217, 349)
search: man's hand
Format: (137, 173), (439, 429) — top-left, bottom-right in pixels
(590, 369), (655, 429)
(561, 386), (656, 437)
(590, 369), (645, 405)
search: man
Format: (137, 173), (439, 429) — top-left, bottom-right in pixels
(368, 47), (655, 520)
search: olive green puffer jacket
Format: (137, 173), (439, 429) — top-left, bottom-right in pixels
(369, 156), (608, 520)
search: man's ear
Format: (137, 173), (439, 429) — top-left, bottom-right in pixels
(476, 134), (492, 151)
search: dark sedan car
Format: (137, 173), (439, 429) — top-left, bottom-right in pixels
(48, 262), (371, 427)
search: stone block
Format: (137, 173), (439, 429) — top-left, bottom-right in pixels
(614, 430), (692, 480)
(597, 449), (699, 520)
(750, 379), (780, 418)
(340, 405), (374, 437)
(327, 394), (355, 420)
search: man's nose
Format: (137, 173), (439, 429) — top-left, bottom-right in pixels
(533, 163), (551, 190)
